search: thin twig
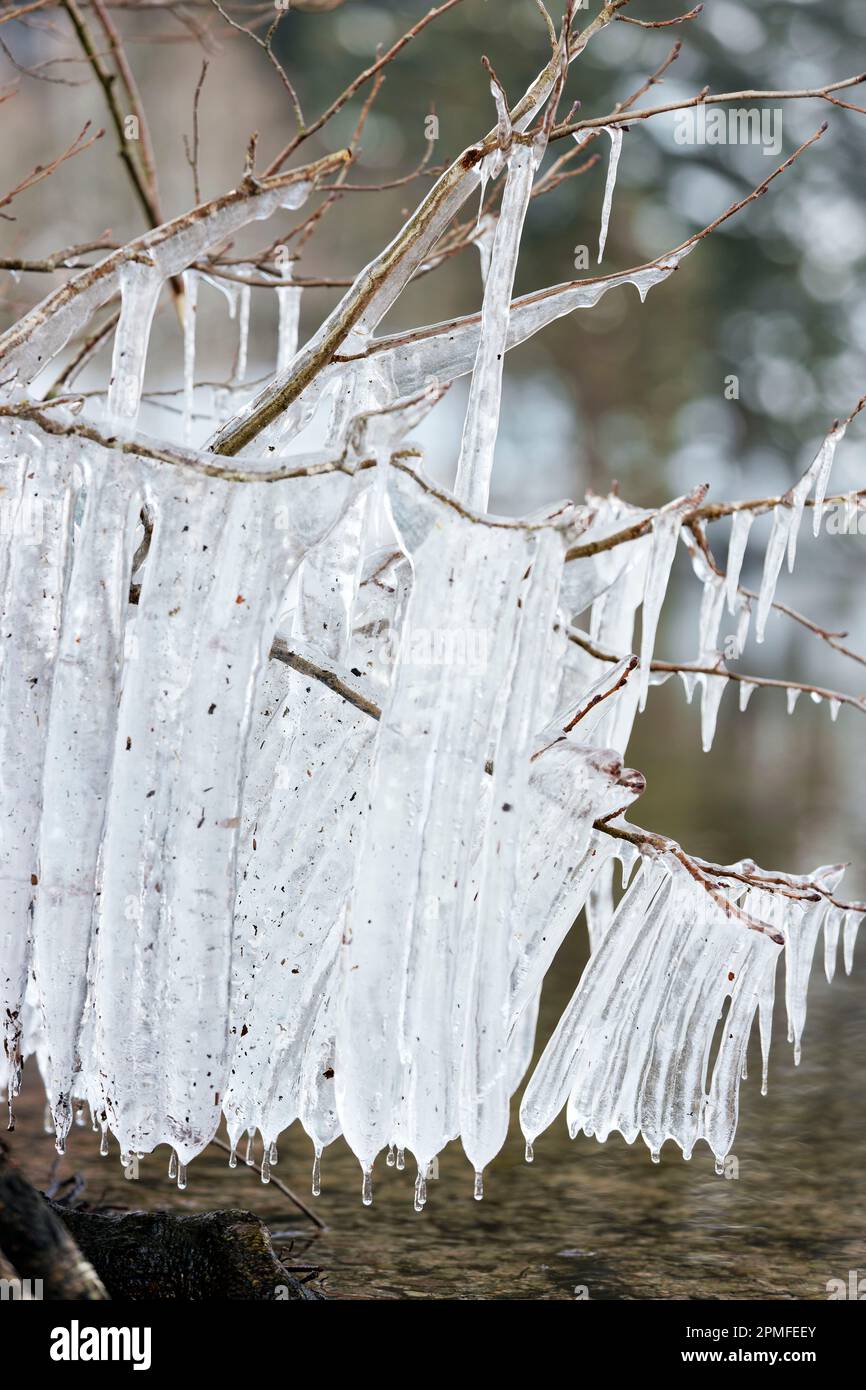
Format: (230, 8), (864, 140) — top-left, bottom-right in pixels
(616, 4), (703, 28)
(0, 122), (103, 215)
(554, 71), (866, 139)
(208, 0), (304, 131)
(0, 234), (116, 272)
(262, 0), (466, 176)
(90, 0), (163, 217)
(183, 57), (208, 206)
(61, 0), (160, 230)
(211, 1137), (325, 1231)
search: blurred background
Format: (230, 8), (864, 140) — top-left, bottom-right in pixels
(2, 0), (864, 1299)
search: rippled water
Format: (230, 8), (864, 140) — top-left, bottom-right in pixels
(12, 920), (866, 1300)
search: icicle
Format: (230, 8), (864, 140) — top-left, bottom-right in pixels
(506, 988), (541, 1097)
(168, 1150), (177, 1181)
(458, 529), (564, 1179)
(225, 484), (371, 1148)
(276, 264), (303, 376)
(639, 494), (702, 711)
(829, 697), (841, 722)
(235, 282), (251, 384)
(679, 670), (698, 705)
(361, 1167), (373, 1207)
(298, 991), (341, 1173)
(786, 687), (801, 715)
(176, 1162), (187, 1192)
(337, 471), (565, 1179)
(0, 430), (75, 1108)
(758, 962), (776, 1096)
(732, 594), (751, 658)
(755, 430), (845, 627)
(754, 506), (790, 644)
(228, 1147), (237, 1170)
(312, 1148), (322, 1198)
(181, 269), (198, 445)
(783, 866), (844, 1064)
(520, 860), (668, 1146)
(396, 1148), (405, 1171)
(824, 907), (842, 984)
(738, 681), (755, 712)
(596, 126), (623, 263)
(697, 574), (726, 657)
(453, 134), (544, 511)
(95, 465), (354, 1164)
(33, 439), (140, 1145)
(473, 1171), (484, 1201)
(618, 841), (641, 890)
(525, 1141), (534, 1163)
(260, 1154), (271, 1185)
(812, 424), (846, 537)
(509, 824), (636, 1022)
(522, 853), (781, 1164)
(700, 671), (727, 752)
(843, 910), (863, 976)
(386, 1145), (396, 1167)
(475, 160), (490, 230)
(413, 1168), (427, 1212)
(99, 1131), (109, 1158)
(725, 511), (754, 613)
(472, 212), (497, 286)
(106, 259), (164, 428)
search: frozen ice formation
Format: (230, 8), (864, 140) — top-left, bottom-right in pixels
(0, 74), (862, 1205)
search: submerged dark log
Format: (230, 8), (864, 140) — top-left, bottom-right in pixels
(1, 1136), (321, 1300)
(0, 1137), (107, 1299)
(54, 1204), (322, 1300)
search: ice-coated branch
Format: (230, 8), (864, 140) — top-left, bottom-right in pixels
(0, 400), (392, 482)
(208, 1), (627, 455)
(323, 131), (827, 435)
(593, 822), (784, 942)
(554, 72), (866, 139)
(567, 626), (865, 716)
(0, 148), (347, 386)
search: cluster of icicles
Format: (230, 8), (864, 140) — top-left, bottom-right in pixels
(0, 96), (862, 1211)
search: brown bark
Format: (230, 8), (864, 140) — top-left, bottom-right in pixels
(0, 1137), (320, 1300)
(0, 1137), (107, 1299)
